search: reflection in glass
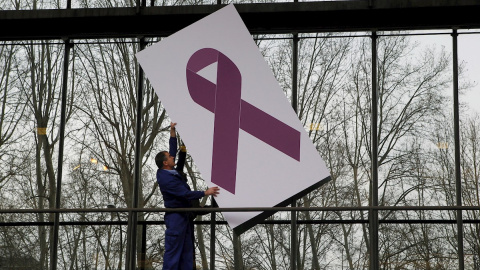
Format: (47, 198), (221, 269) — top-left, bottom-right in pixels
(380, 224), (459, 269)
(458, 32), (480, 269)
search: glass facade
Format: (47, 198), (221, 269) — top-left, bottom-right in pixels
(0, 2), (479, 270)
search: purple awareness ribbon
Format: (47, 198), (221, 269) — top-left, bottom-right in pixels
(186, 48), (301, 194)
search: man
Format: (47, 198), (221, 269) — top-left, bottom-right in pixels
(155, 123), (220, 270)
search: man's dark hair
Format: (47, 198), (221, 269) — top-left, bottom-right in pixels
(155, 151), (168, 169)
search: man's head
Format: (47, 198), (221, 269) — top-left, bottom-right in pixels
(155, 151), (175, 170)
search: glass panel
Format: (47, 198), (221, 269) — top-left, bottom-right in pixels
(0, 225), (45, 269)
(459, 29), (480, 270)
(297, 33), (372, 209)
(212, 223), (238, 269)
(255, 34), (291, 101)
(58, 222), (126, 269)
(376, 31), (455, 208)
(463, 218), (480, 269)
(245, 223), (292, 269)
(143, 219), (165, 268)
(380, 223), (459, 269)
(295, 222), (339, 269)
(328, 223), (370, 269)
(295, 34), (372, 204)
(1, 41), (66, 211)
(1, 40), (66, 268)
(458, 32), (480, 205)
(71, 39), (144, 210)
(0, 42), (26, 209)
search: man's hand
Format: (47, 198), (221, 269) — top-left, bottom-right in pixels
(170, 122), (177, 137)
(205, 186), (220, 197)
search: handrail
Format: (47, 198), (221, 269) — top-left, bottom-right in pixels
(1, 205), (480, 214)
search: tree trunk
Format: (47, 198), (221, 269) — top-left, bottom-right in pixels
(233, 231), (244, 270)
(304, 198), (321, 270)
(35, 135), (48, 269)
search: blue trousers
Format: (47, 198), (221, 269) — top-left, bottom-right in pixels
(163, 213), (194, 270)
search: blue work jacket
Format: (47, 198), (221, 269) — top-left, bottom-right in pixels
(157, 137), (204, 209)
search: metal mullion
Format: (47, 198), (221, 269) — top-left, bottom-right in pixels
(452, 29), (465, 270)
(140, 223), (147, 270)
(233, 231), (242, 270)
(49, 38), (72, 270)
(369, 31), (379, 270)
(127, 36), (147, 270)
(290, 32), (299, 270)
(290, 198), (298, 270)
(210, 198), (218, 270)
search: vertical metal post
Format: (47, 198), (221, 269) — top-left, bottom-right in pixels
(210, 198), (217, 270)
(292, 34), (299, 113)
(140, 223), (147, 270)
(369, 31), (379, 270)
(49, 39), (72, 270)
(233, 231), (242, 270)
(452, 29), (465, 270)
(127, 37), (147, 270)
(125, 210), (133, 268)
(290, 32), (299, 270)
(290, 199), (298, 270)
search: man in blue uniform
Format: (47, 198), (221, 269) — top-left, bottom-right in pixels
(156, 123), (220, 270)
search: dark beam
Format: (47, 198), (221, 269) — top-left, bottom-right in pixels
(1, 0), (480, 41)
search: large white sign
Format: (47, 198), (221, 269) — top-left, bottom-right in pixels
(136, 4), (330, 234)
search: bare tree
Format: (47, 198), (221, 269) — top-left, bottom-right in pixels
(0, 43), (26, 195)
(12, 40), (74, 269)
(73, 40), (166, 268)
(426, 112), (480, 269)
(461, 115), (480, 268)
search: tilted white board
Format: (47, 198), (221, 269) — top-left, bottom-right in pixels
(136, 4), (330, 234)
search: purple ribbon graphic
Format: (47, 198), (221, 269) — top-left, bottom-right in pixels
(186, 48), (301, 194)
